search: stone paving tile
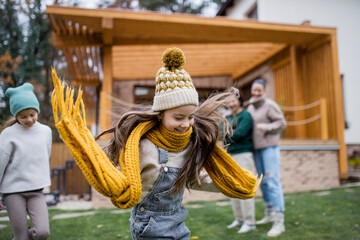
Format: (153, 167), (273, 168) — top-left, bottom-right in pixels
(110, 209), (131, 214)
(0, 215), (29, 222)
(54, 200), (93, 210)
(184, 204), (203, 209)
(215, 201), (231, 206)
(0, 224), (7, 228)
(0, 216), (9, 222)
(52, 211), (96, 220)
(313, 191), (331, 196)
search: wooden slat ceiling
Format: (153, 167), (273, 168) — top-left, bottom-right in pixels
(61, 47), (102, 86)
(112, 43), (286, 80)
(46, 5), (335, 84)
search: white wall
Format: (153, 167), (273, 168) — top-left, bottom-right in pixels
(227, 0), (360, 144)
(225, 0), (257, 19)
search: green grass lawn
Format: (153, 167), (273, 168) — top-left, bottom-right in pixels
(0, 185), (359, 239)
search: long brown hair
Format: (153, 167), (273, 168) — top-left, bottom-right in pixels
(97, 88), (237, 194)
(1, 118), (18, 132)
(96, 110), (160, 165)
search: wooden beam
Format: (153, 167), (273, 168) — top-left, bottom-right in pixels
(46, 6), (336, 46)
(51, 32), (102, 48)
(102, 17), (113, 28)
(272, 57), (290, 71)
(102, 17), (113, 45)
(62, 48), (78, 82)
(232, 44), (287, 79)
(48, 14), (60, 34)
(46, 6), (336, 36)
(320, 98), (329, 140)
(304, 35), (331, 52)
(329, 32), (347, 179)
(72, 79), (100, 87)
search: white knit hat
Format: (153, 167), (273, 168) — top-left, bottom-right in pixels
(152, 48), (199, 112)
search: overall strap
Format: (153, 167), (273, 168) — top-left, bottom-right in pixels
(157, 147), (169, 164)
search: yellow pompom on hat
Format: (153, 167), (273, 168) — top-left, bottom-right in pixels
(152, 48), (199, 111)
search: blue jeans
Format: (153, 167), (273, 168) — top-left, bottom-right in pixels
(254, 146), (285, 212)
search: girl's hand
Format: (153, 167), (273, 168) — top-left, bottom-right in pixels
(0, 203), (4, 211)
(257, 124), (266, 132)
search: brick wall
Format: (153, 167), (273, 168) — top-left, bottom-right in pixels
(280, 149), (339, 192)
(91, 149), (340, 208)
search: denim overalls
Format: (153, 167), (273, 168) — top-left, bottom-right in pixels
(130, 147), (191, 240)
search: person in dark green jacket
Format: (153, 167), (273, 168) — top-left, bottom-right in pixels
(225, 92), (257, 234)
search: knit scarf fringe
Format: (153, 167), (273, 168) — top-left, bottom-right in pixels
(51, 69), (261, 209)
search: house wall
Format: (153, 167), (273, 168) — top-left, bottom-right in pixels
(225, 0), (257, 19)
(226, 0), (360, 145)
(280, 148), (339, 192)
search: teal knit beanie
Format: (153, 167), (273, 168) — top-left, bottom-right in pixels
(5, 83), (40, 117)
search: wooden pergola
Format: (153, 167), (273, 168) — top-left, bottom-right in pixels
(46, 6), (347, 179)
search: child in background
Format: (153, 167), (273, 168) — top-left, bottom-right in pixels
(0, 83), (52, 240)
(51, 48), (261, 239)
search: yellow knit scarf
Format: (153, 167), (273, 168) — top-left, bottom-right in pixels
(51, 69), (261, 209)
(146, 124), (192, 151)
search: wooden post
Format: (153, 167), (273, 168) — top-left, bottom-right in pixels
(320, 98), (329, 140)
(330, 32), (347, 179)
(99, 46), (113, 133)
(99, 18), (114, 134)
(102, 18), (113, 45)
(290, 45), (306, 138)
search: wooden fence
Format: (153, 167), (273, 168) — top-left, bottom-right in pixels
(50, 143), (89, 195)
(281, 98), (329, 140)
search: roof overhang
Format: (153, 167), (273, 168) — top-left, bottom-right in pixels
(46, 5), (336, 85)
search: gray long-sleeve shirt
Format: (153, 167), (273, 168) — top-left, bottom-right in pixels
(247, 96), (286, 150)
(0, 122), (52, 194)
(138, 139), (218, 202)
